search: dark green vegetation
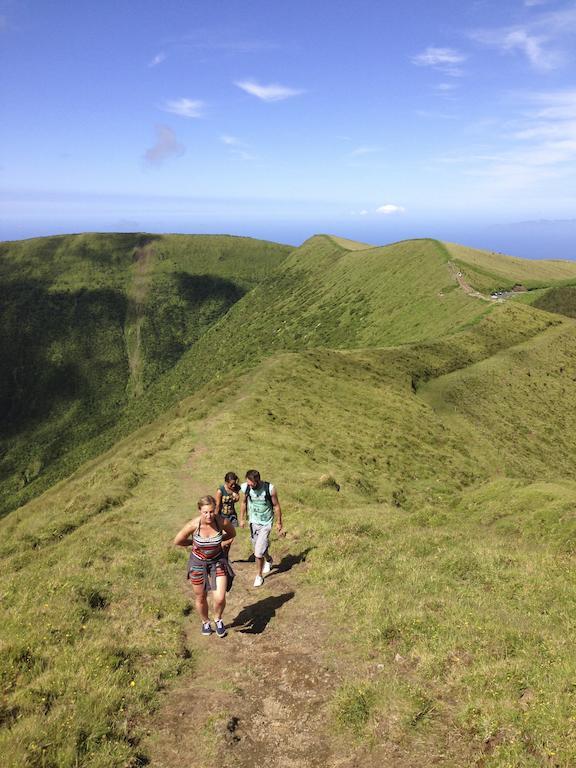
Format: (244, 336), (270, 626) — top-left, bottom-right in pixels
(533, 285), (576, 319)
(2, 232), (576, 766)
(0, 233), (292, 515)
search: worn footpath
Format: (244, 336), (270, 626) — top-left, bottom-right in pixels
(145, 530), (365, 768)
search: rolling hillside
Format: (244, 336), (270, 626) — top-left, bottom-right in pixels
(0, 233), (292, 515)
(4, 232), (576, 519)
(2, 232), (576, 766)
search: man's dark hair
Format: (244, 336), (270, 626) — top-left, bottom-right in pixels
(245, 469), (261, 483)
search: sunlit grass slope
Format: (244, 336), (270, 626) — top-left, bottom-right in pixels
(2, 299), (576, 766)
(190, 304), (576, 767)
(14, 233), (492, 519)
(6, 231), (572, 518)
(444, 241), (576, 293)
(123, 235), (495, 425)
(0, 233), (291, 515)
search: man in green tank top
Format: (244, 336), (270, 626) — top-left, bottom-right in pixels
(240, 469), (284, 587)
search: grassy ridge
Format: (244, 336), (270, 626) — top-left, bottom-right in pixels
(3, 301), (576, 765)
(533, 285), (576, 319)
(0, 233), (292, 515)
(4, 231), (572, 517)
(190, 305), (576, 766)
(444, 241), (576, 293)
(117, 236), (494, 425)
(9, 234), (490, 520)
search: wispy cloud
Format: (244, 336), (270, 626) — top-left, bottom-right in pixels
(376, 204), (406, 215)
(471, 6), (576, 71)
(220, 135), (241, 146)
(149, 52), (166, 67)
(411, 47), (467, 76)
(235, 79), (304, 102)
(144, 125), (185, 166)
(219, 135), (255, 160)
(161, 98), (205, 118)
(437, 90), (576, 189)
(171, 32), (280, 55)
(350, 146), (381, 157)
(471, 27), (560, 70)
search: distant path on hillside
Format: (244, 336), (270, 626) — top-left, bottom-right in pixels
(125, 244), (155, 397)
(144, 449), (384, 768)
(447, 261), (493, 302)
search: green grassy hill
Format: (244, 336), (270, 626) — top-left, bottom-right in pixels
(2, 232), (576, 766)
(0, 233), (292, 515)
(444, 241), (576, 293)
(2, 297), (576, 766)
(5, 232), (575, 518)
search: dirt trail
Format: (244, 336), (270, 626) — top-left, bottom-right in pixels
(447, 261), (493, 302)
(144, 454), (368, 768)
(125, 244), (155, 397)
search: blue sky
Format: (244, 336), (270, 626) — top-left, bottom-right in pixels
(1, 0), (576, 258)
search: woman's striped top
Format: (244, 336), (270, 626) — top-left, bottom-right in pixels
(191, 523), (224, 561)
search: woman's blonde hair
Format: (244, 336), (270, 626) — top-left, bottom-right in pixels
(197, 494), (217, 510)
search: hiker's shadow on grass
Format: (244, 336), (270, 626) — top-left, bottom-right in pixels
(230, 592), (295, 634)
(273, 547), (315, 574)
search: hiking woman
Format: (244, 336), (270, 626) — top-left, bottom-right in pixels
(174, 495), (236, 638)
(215, 471), (241, 528)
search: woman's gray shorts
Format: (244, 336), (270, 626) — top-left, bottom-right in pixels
(249, 523), (272, 558)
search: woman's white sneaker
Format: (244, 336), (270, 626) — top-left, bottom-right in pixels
(253, 575), (264, 587)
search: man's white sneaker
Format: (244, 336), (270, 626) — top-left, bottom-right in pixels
(253, 575), (264, 587)
(262, 557), (273, 575)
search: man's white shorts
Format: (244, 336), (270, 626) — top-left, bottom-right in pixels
(250, 523), (272, 558)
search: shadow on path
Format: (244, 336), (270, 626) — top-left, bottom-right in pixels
(230, 592), (295, 634)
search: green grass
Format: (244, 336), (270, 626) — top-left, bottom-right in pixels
(2, 233), (576, 765)
(444, 241), (576, 293)
(532, 285), (576, 319)
(0, 233), (292, 516)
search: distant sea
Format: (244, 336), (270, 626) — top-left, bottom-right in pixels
(1, 218), (574, 262)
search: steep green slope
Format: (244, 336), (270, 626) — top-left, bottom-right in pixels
(444, 241), (576, 293)
(0, 233), (292, 515)
(121, 236), (495, 425)
(2, 301), (576, 766)
(532, 285), (576, 319)
(8, 230), (574, 520)
(1, 233), (487, 516)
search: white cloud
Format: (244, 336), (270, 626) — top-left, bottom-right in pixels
(235, 80), (304, 102)
(149, 53), (166, 67)
(219, 135), (255, 160)
(376, 204), (405, 215)
(350, 146), (381, 157)
(411, 47), (466, 76)
(471, 7), (576, 71)
(143, 125), (185, 166)
(172, 33), (280, 55)
(436, 90), (576, 189)
(161, 98), (205, 118)
(220, 135), (241, 146)
(472, 27), (559, 70)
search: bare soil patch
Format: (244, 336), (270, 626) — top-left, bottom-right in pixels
(145, 538), (360, 768)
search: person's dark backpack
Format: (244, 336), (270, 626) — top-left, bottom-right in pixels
(244, 481), (272, 508)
